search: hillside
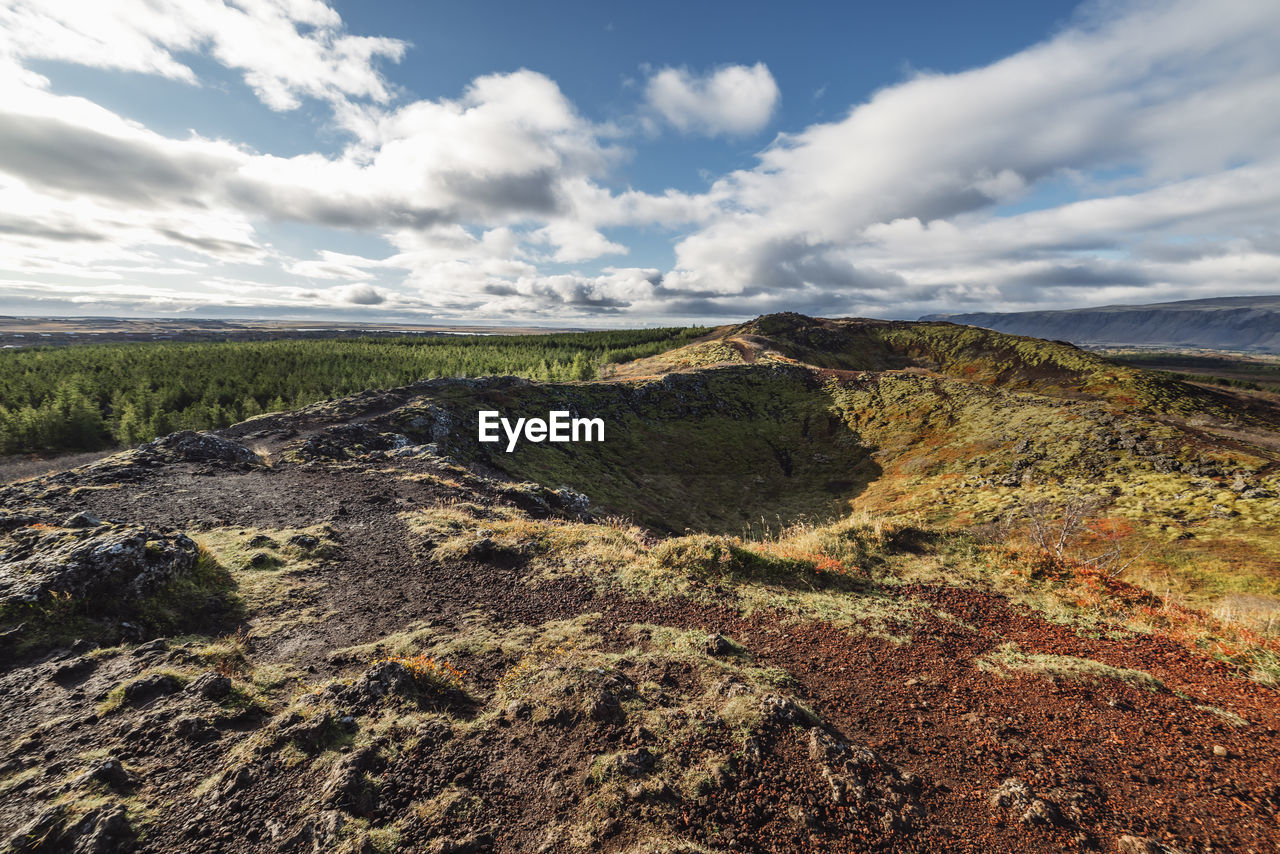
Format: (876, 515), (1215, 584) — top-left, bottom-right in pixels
(3, 315), (1280, 853)
(920, 295), (1280, 352)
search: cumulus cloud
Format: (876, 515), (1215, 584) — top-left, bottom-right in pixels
(339, 284), (385, 305)
(2, 0), (1280, 322)
(644, 63), (779, 137)
(0, 0), (406, 111)
(655, 0), (1280, 317)
(0, 63), (652, 281)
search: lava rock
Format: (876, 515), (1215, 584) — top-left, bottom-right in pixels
(50, 657), (97, 687)
(70, 758), (134, 792)
(0, 524), (199, 610)
(990, 777), (1070, 827)
(0, 512), (39, 533)
(138, 430), (259, 467)
(186, 671), (232, 701)
(761, 694), (808, 726)
(320, 746), (379, 816)
(614, 747), (655, 777)
(120, 673), (182, 708)
(704, 633), (733, 656)
(172, 714), (220, 744)
(130, 638), (168, 657)
(1116, 835), (1185, 854)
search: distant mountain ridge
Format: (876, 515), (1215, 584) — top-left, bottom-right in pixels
(921, 295), (1280, 351)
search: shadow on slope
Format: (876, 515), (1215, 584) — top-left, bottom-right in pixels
(389, 364), (881, 535)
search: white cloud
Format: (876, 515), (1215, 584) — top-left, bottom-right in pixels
(656, 0), (1280, 316)
(644, 63), (779, 137)
(530, 221), (626, 263)
(338, 283), (385, 305)
(0, 0), (406, 111)
(2, 0), (1280, 322)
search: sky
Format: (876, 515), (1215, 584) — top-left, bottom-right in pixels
(1, 0), (1279, 326)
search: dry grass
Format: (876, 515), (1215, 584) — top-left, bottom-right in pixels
(976, 642), (1164, 692)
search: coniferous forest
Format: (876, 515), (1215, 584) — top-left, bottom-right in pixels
(0, 328), (707, 455)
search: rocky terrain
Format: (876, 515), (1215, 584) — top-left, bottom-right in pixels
(921, 295), (1280, 353)
(2, 314), (1279, 853)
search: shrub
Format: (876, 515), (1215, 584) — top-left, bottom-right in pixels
(374, 653), (466, 691)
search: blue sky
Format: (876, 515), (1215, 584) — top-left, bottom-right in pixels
(1, 0), (1278, 324)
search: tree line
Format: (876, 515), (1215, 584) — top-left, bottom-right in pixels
(0, 328), (707, 455)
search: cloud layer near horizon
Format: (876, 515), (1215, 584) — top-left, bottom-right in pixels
(1, 0), (1279, 322)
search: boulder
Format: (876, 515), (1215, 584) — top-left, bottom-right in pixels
(0, 524), (199, 609)
(320, 746), (379, 816)
(70, 758), (134, 791)
(186, 671), (232, 701)
(704, 633), (733, 656)
(120, 673), (183, 708)
(138, 430), (259, 467)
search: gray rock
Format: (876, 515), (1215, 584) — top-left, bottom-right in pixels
(130, 638), (168, 657)
(614, 747), (654, 777)
(7, 805), (67, 852)
(584, 689), (622, 723)
(990, 777), (1070, 827)
(311, 811), (346, 853)
(428, 834), (493, 854)
(989, 777), (1034, 810)
(186, 671), (232, 701)
(276, 711), (335, 752)
(0, 512), (39, 533)
(287, 534), (319, 549)
(338, 659), (449, 708)
(219, 765), (256, 799)
(10, 803), (136, 854)
(704, 633), (733, 656)
(120, 673), (182, 708)
(172, 714), (220, 743)
(1021, 797), (1067, 827)
(320, 746), (379, 816)
(0, 524), (199, 609)
(138, 430), (259, 467)
(760, 694), (808, 726)
(63, 512), (103, 529)
(50, 657), (97, 686)
(70, 758), (133, 791)
(1116, 835), (1186, 854)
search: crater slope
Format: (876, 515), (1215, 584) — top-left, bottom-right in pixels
(2, 314), (1280, 854)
